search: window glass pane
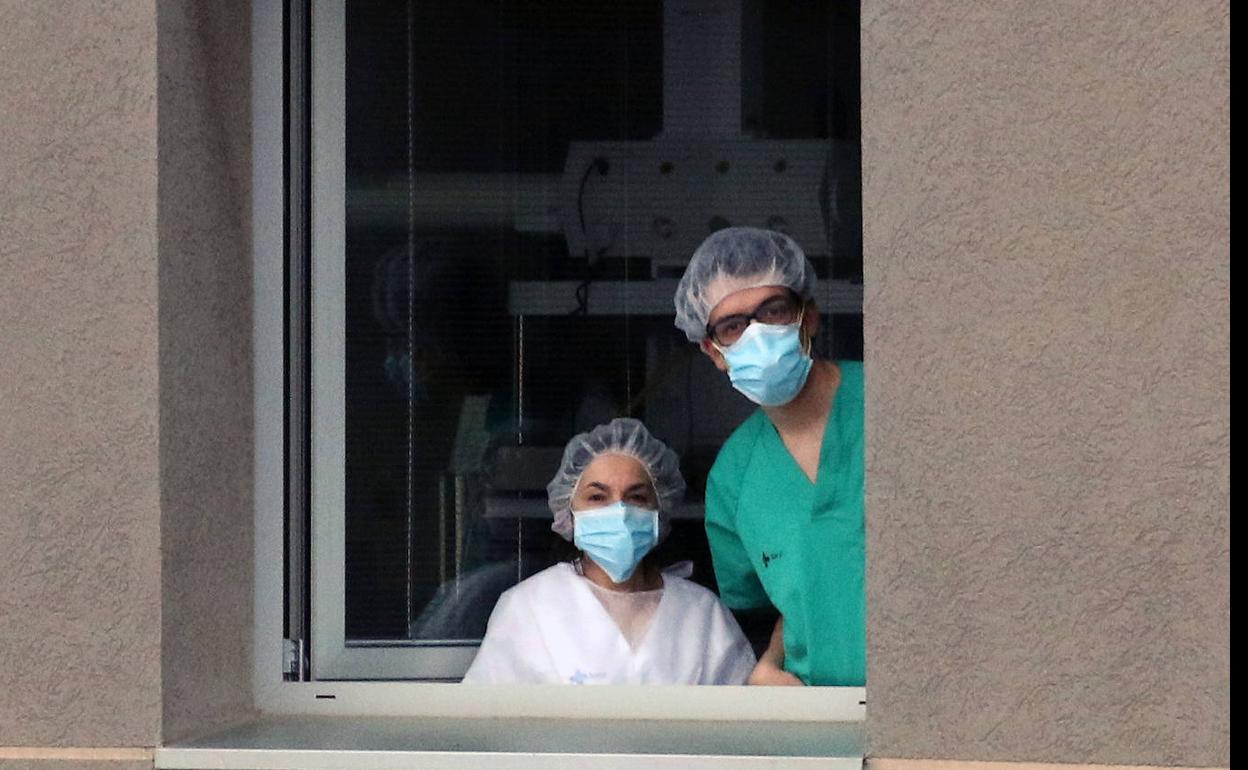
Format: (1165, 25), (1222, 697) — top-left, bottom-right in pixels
(337, 0), (862, 665)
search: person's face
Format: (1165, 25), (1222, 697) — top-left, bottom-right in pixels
(699, 285), (819, 372)
(572, 453), (657, 513)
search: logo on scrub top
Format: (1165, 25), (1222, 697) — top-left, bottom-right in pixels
(762, 551), (784, 568)
(569, 669), (607, 684)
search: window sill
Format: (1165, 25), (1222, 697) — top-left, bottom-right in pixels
(156, 714), (863, 769)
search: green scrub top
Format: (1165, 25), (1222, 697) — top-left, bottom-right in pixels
(704, 360), (865, 686)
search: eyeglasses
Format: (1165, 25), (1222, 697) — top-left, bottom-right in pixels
(706, 291), (803, 347)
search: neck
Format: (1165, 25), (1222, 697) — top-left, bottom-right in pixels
(580, 556), (660, 592)
(763, 359), (839, 434)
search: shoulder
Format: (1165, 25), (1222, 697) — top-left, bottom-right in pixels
(662, 577), (750, 647)
(522, 562), (576, 589)
(662, 575), (731, 611)
(709, 409), (769, 479)
(497, 563), (574, 604)
(836, 360), (864, 393)
(706, 410), (770, 525)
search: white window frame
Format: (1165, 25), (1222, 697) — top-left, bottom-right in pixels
(253, 0), (867, 724)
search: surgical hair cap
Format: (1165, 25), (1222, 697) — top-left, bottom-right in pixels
(548, 418), (686, 541)
(673, 227), (818, 342)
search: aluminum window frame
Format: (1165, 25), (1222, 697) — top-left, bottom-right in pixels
(303, 0), (478, 681)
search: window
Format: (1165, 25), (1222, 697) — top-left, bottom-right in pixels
(260, 0), (865, 711)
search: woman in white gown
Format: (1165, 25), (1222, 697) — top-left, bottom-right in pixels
(462, 418), (756, 685)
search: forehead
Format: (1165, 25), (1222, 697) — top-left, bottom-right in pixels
(579, 453), (650, 487)
(707, 285), (791, 324)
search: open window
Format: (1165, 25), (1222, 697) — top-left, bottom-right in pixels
(281, 0), (864, 686)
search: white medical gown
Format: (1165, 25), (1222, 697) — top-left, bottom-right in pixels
(461, 562), (756, 685)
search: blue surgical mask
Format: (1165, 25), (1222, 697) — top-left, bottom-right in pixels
(715, 321), (813, 406)
(572, 502), (660, 584)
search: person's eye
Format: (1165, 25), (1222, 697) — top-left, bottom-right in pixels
(758, 300), (794, 323)
(717, 318), (747, 337)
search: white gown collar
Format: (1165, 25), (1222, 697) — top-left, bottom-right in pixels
(530, 563), (676, 684)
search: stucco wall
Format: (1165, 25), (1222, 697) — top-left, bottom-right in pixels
(861, 2), (1229, 766)
(0, 761), (150, 770)
(0, 0), (254, 755)
(0, 0), (162, 747)
(156, 0), (256, 744)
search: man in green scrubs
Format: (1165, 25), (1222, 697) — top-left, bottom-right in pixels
(674, 227), (865, 686)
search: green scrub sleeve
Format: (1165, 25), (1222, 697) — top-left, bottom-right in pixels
(705, 463), (770, 610)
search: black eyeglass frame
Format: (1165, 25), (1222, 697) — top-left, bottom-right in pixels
(705, 289), (805, 347)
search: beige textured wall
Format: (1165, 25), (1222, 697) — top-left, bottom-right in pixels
(0, 760), (149, 770)
(0, 0), (253, 755)
(0, 0), (162, 748)
(861, 2), (1229, 766)
(156, 0), (256, 744)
